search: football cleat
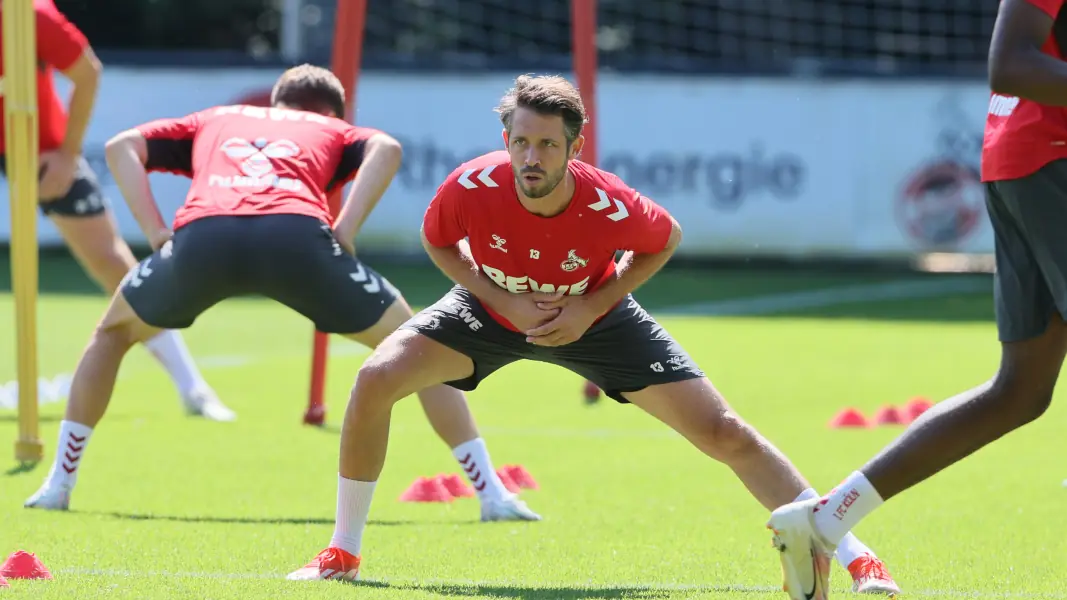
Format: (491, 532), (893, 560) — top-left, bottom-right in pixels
(847, 554), (901, 596)
(181, 388), (236, 422)
(767, 498), (833, 600)
(286, 547), (361, 582)
(480, 494), (542, 522)
(24, 483), (71, 511)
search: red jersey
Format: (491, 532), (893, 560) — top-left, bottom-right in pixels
(0, 0), (88, 154)
(423, 150), (674, 332)
(982, 0), (1067, 182)
(137, 105), (381, 230)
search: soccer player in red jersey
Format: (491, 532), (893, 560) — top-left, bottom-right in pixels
(288, 75), (900, 595)
(1, 0), (230, 420)
(23, 65), (539, 523)
(769, 2), (1067, 598)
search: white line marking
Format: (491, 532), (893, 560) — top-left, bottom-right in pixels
(663, 278), (988, 317)
(52, 569), (1062, 598)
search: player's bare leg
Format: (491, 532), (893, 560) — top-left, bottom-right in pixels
(50, 211), (232, 421)
(626, 378), (899, 595)
(25, 291), (160, 510)
(342, 298), (539, 521)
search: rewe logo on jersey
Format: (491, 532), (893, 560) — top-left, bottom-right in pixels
(209, 137), (303, 191)
(481, 264), (590, 295)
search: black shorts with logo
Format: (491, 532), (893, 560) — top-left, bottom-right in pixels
(986, 159), (1067, 342)
(401, 286), (705, 403)
(121, 214), (399, 332)
(0, 154), (109, 217)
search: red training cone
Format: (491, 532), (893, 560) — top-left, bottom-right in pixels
(583, 380), (602, 404)
(0, 550), (52, 580)
(873, 405), (905, 426)
(496, 468), (521, 493)
(436, 473), (475, 498)
(398, 476), (453, 503)
(503, 465), (539, 490)
(0, 574), (9, 588)
(906, 397), (933, 421)
(829, 408), (869, 429)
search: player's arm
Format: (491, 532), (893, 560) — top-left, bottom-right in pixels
(586, 216), (681, 316)
(104, 114), (199, 249)
(988, 0), (1067, 104)
(332, 129), (403, 249)
(37, 7), (101, 156)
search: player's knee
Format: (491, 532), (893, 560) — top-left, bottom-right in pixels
(349, 354), (410, 411)
(693, 410), (761, 462)
(990, 370), (1055, 425)
(88, 322), (139, 358)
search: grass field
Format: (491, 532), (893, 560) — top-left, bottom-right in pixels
(2, 254), (1064, 599)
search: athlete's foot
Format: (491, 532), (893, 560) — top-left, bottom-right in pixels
(24, 483), (71, 511)
(287, 547), (361, 581)
(767, 499), (833, 600)
(181, 388), (236, 422)
(480, 494), (542, 522)
(847, 554), (900, 596)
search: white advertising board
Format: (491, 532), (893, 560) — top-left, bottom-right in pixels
(0, 70), (992, 258)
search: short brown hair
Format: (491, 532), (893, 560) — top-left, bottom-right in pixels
(271, 64), (346, 118)
(495, 75), (587, 144)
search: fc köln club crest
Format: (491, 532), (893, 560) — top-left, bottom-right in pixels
(560, 249), (588, 272)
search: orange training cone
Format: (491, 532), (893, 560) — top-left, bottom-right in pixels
(0, 551), (52, 580)
(905, 397), (933, 421)
(496, 468), (521, 493)
(436, 473), (475, 498)
(503, 465), (539, 490)
(583, 380), (601, 404)
(398, 476), (453, 503)
(873, 405), (905, 425)
(829, 408), (869, 429)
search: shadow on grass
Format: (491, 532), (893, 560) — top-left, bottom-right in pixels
(87, 511), (430, 527)
(353, 580), (768, 599)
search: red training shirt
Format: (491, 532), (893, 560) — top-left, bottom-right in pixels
(0, 0), (88, 154)
(136, 104), (381, 230)
(423, 150), (674, 332)
(982, 0), (1067, 182)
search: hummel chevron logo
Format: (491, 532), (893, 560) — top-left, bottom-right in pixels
(458, 165), (499, 189)
(588, 188), (629, 221)
(349, 264), (381, 294)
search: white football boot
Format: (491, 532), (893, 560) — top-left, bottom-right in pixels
(480, 494), (542, 522)
(767, 498), (833, 600)
(181, 387), (236, 422)
(24, 482), (71, 511)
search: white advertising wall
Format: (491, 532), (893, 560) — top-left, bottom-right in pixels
(0, 70), (992, 258)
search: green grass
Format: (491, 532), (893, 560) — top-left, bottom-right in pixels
(1, 257), (1061, 599)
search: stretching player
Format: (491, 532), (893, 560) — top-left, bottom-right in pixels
(769, 2), (1067, 597)
(23, 65), (539, 523)
(2, 0), (231, 420)
(288, 74), (900, 595)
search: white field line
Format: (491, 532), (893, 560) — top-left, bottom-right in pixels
(663, 277), (989, 316)
(52, 568), (1062, 598)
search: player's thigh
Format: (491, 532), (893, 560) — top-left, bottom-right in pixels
(97, 287), (164, 346)
(354, 327), (481, 402)
(545, 295), (705, 404)
(120, 219), (244, 330)
(396, 286), (528, 393)
(50, 211), (138, 292)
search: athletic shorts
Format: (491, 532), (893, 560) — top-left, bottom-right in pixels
(401, 286), (705, 403)
(121, 214), (399, 332)
(0, 154), (109, 217)
(986, 159), (1067, 342)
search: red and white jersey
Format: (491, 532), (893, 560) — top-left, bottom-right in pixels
(982, 0), (1067, 182)
(0, 0), (89, 154)
(136, 105), (381, 230)
(423, 150), (674, 332)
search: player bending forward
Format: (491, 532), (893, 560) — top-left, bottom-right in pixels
(1, 0), (231, 421)
(24, 65), (539, 523)
(288, 74), (900, 595)
(769, 1), (1067, 598)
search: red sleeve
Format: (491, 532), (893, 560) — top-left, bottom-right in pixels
(36, 5), (89, 71)
(617, 186), (674, 254)
(327, 125), (382, 193)
(1026, 0), (1064, 17)
(136, 112), (203, 177)
(422, 177), (468, 248)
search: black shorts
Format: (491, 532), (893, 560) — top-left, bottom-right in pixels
(0, 154), (109, 217)
(121, 214), (400, 332)
(401, 286), (705, 403)
(986, 159), (1067, 342)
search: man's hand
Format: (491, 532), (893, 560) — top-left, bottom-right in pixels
(148, 228), (173, 252)
(493, 291), (562, 333)
(524, 292), (601, 347)
(39, 151), (79, 200)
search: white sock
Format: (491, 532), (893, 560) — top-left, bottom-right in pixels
(46, 420), (93, 489)
(792, 488), (876, 568)
(329, 476), (376, 556)
(144, 331), (208, 396)
(812, 471), (885, 546)
(452, 437), (508, 501)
